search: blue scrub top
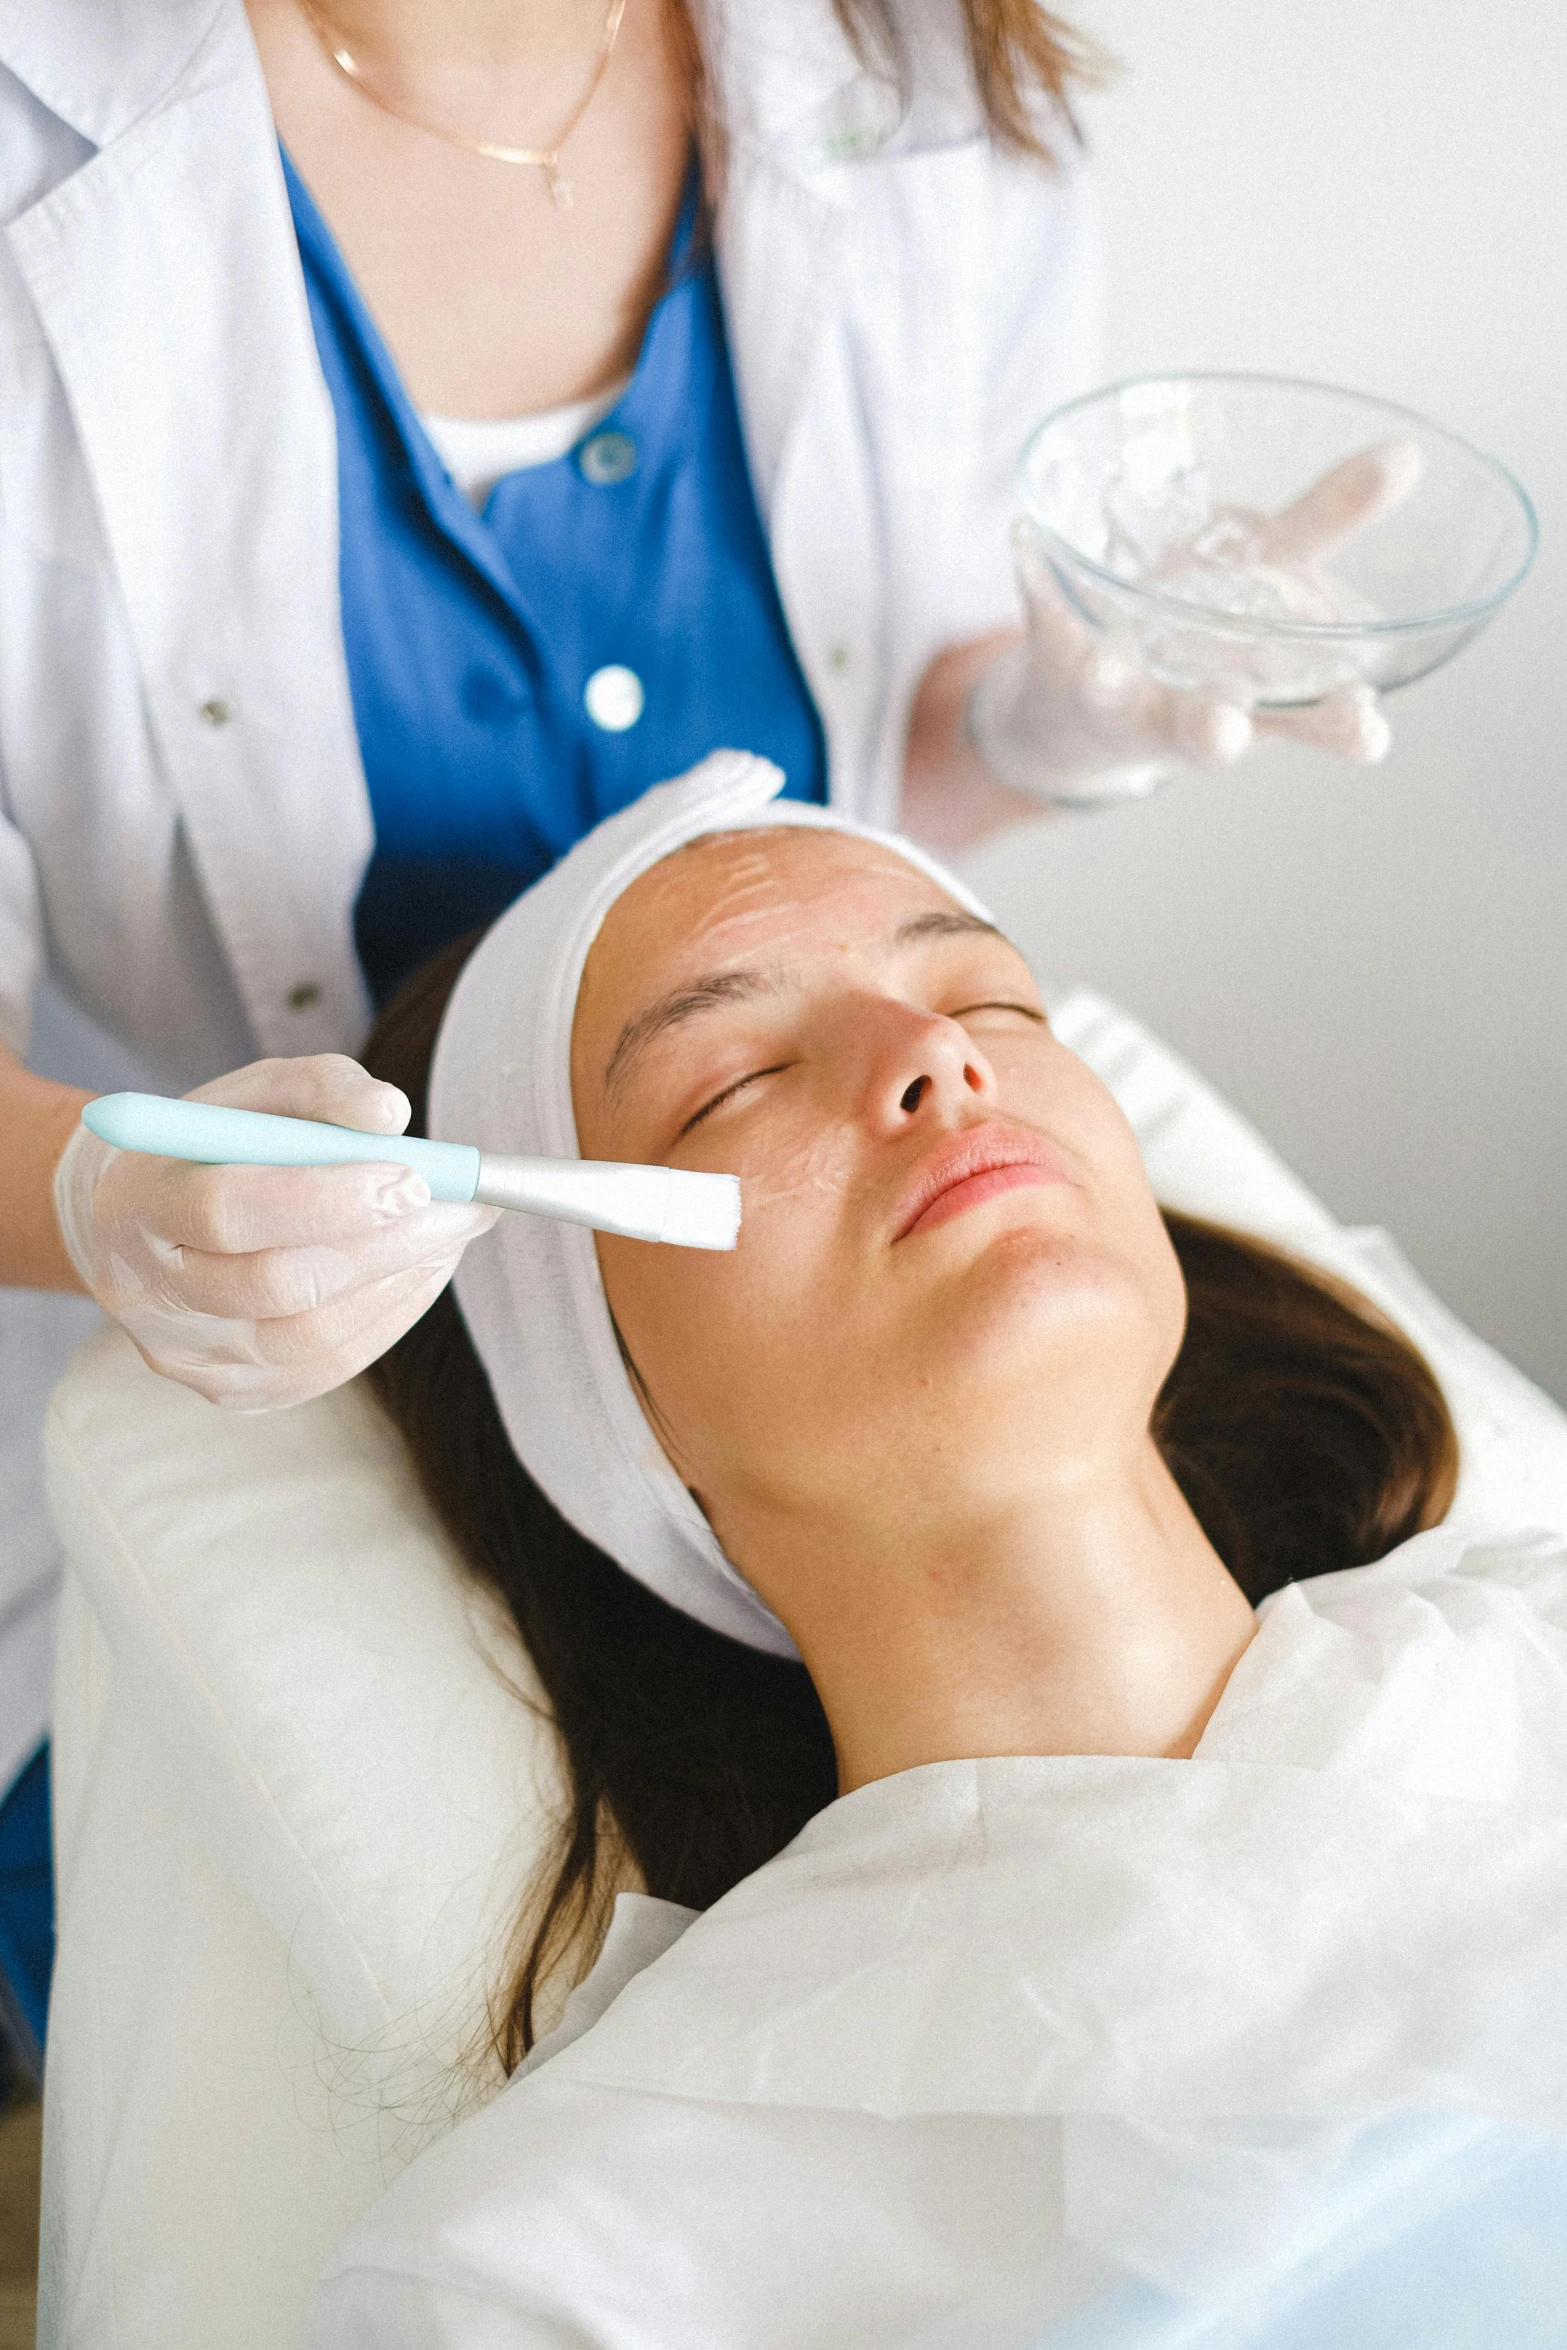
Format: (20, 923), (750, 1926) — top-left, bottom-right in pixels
(284, 156), (827, 1006)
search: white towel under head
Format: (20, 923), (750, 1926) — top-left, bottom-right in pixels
(429, 751), (993, 1657)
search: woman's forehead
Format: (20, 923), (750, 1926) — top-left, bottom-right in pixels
(572, 827), (979, 1085)
(598, 827), (958, 981)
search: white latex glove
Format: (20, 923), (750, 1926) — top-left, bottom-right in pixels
(967, 443), (1422, 807)
(54, 1055), (498, 1410)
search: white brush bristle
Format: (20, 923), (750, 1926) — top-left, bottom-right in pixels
(659, 1170), (742, 1251)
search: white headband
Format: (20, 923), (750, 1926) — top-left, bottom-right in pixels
(430, 752), (993, 1657)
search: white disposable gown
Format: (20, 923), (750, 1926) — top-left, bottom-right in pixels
(306, 1525), (1567, 2349)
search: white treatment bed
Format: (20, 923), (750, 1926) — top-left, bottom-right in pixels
(38, 988), (1567, 2349)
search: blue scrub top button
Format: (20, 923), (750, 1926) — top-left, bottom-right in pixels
(584, 665), (645, 731)
(578, 431), (638, 487)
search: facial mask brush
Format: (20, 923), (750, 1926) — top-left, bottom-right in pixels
(79, 1094), (741, 1250)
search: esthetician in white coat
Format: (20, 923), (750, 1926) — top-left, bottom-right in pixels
(0, 0), (1388, 2044)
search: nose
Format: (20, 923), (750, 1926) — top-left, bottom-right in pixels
(861, 1000), (997, 1132)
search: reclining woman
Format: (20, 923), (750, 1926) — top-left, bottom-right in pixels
(309, 753), (1567, 2348)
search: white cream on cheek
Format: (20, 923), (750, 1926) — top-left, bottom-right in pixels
(725, 1108), (857, 1217)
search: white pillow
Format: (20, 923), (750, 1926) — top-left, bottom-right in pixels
(45, 1332), (567, 2102)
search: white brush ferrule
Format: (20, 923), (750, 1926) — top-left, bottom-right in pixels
(473, 1154), (740, 1250)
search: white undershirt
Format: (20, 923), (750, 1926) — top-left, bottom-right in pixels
(421, 380), (630, 509)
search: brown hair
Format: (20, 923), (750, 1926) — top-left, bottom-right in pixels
(364, 934), (1457, 2070)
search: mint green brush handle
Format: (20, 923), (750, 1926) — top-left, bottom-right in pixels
(78, 1093), (742, 1249)
(82, 1093), (481, 1201)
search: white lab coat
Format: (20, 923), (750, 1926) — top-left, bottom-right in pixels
(0, 0), (1103, 1782)
(305, 1527), (1567, 2349)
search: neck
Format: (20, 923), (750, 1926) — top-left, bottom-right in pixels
(735, 1441), (1258, 1793)
(309, 0), (610, 75)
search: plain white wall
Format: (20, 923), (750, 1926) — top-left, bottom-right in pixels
(967, 0), (1567, 1403)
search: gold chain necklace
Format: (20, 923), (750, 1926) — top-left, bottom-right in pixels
(292, 0), (630, 209)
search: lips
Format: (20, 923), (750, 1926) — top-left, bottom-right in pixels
(893, 1124), (1071, 1242)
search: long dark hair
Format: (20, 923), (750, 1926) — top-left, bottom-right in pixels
(364, 934), (1457, 2068)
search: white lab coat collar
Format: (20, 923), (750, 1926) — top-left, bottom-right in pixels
(0, 0), (224, 150)
(698, 0), (987, 168)
(696, 0), (871, 158)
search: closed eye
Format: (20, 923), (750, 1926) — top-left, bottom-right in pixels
(952, 1000), (1047, 1025)
(677, 1063), (794, 1138)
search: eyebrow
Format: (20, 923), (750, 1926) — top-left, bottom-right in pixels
(602, 909), (1009, 1100)
(892, 910), (1004, 948)
(602, 968), (788, 1102)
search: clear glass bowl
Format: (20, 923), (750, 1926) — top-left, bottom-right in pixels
(1019, 375), (1537, 707)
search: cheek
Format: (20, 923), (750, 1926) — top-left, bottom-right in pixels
(1089, 1142), (1187, 1389)
(597, 1134), (852, 1475)
(699, 1098), (857, 1219)
(1004, 1053), (1184, 1365)
(1134, 1201), (1189, 1381)
(597, 1242), (731, 1429)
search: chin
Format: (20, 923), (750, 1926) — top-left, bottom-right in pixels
(919, 1221), (1167, 1382)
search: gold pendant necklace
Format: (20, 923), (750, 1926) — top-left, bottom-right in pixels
(291, 0), (629, 209)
